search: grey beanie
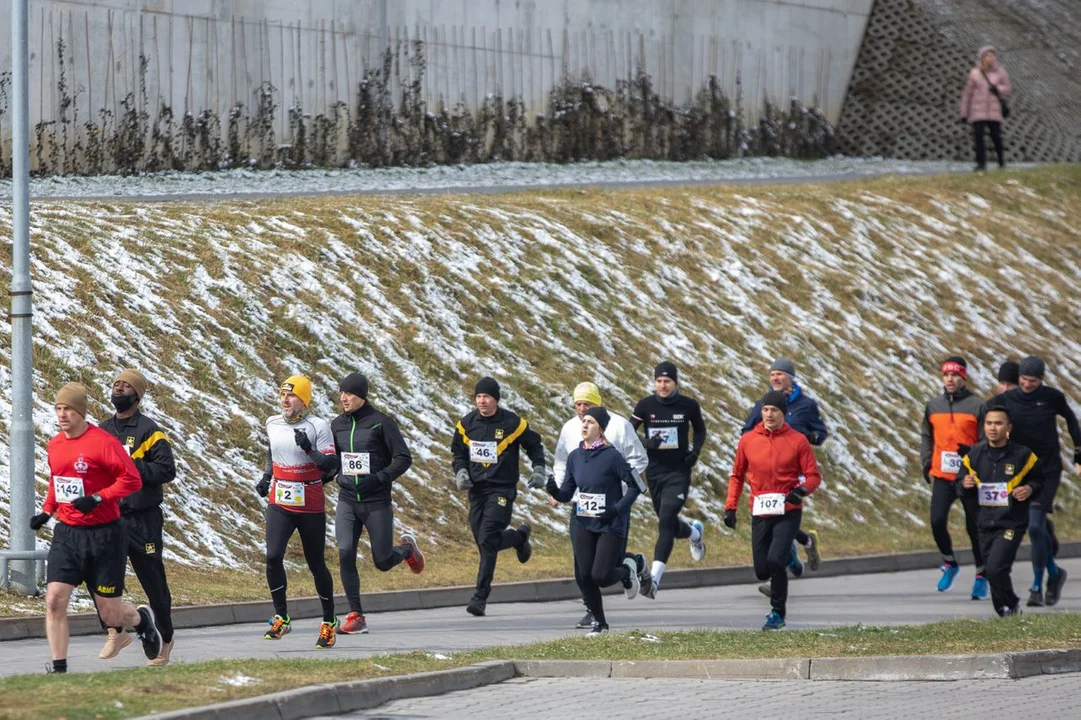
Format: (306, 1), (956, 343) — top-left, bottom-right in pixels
(1018, 355), (1045, 379)
(769, 357), (796, 378)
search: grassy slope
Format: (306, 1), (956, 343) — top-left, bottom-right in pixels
(1, 166), (1081, 612)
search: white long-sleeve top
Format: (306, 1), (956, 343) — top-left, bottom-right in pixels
(553, 411), (648, 494)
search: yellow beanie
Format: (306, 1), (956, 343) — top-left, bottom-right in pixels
(573, 382), (603, 407)
(280, 375), (313, 407)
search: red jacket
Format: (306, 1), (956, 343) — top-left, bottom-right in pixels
(726, 422), (821, 514)
(43, 425), (142, 526)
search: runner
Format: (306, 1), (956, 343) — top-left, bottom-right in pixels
(631, 362), (708, 599)
(920, 356), (986, 598)
(331, 372), (424, 635)
(547, 407), (644, 635)
(997, 361), (1019, 394)
(552, 382), (651, 629)
(96, 369), (177, 666)
(957, 405), (1040, 617)
(451, 377), (546, 617)
(257, 375), (341, 647)
(725, 390), (822, 630)
(32, 383), (162, 674)
(992, 356), (1081, 607)
(741, 357), (826, 595)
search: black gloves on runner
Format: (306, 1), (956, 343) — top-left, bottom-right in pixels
(294, 428), (313, 453)
(545, 475), (559, 497)
(30, 512), (50, 530)
(256, 472), (272, 498)
(644, 434), (663, 450)
(71, 494), (101, 514)
(956, 444), (971, 458)
(785, 486), (808, 505)
(354, 472), (387, 498)
(685, 451), (699, 468)
(599, 506), (619, 523)
(723, 510), (737, 529)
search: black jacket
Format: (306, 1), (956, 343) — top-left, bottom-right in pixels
(451, 407), (544, 490)
(992, 385), (1081, 478)
(553, 443), (642, 537)
(99, 411), (176, 514)
(331, 402), (412, 504)
(631, 392), (707, 472)
(957, 440), (1041, 531)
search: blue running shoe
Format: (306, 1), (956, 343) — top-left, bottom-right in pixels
(787, 542), (804, 579)
(937, 564), (960, 592)
(762, 611), (786, 631)
(971, 575), (988, 600)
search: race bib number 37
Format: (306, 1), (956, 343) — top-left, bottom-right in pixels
(577, 492), (606, 518)
(53, 476), (84, 504)
(648, 427), (679, 450)
(470, 441), (498, 464)
(752, 492), (786, 517)
(979, 483), (1010, 507)
(274, 481), (306, 507)
(341, 452), (370, 476)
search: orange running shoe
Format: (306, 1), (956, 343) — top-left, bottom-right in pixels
(316, 618), (338, 649)
(402, 533), (425, 574)
(339, 611), (369, 635)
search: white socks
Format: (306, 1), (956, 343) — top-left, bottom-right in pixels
(688, 523), (702, 543)
(650, 561), (666, 587)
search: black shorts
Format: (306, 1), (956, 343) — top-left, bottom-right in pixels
(46, 520), (127, 597)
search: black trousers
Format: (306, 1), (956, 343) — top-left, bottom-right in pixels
(335, 498), (409, 614)
(980, 527), (1025, 612)
(95, 508), (174, 644)
(973, 120), (1004, 169)
(573, 527), (630, 626)
(265, 504), (335, 622)
(751, 510), (802, 617)
(570, 506), (632, 612)
(930, 478), (983, 571)
(468, 487), (521, 600)
(647, 470), (692, 564)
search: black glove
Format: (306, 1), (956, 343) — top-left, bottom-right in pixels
(803, 431), (819, 445)
(922, 467), (932, 485)
(723, 510), (737, 529)
(545, 476), (559, 497)
(294, 428), (313, 453)
(30, 512), (50, 531)
(644, 434), (663, 450)
(354, 473), (386, 498)
(71, 494), (101, 514)
(1073, 450), (1081, 466)
(685, 451), (699, 468)
(785, 486), (808, 505)
(956, 444), (971, 458)
(599, 506), (619, 523)
(989, 85), (1000, 97)
(256, 472), (271, 498)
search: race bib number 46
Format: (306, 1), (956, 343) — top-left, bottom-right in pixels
(648, 427), (679, 450)
(470, 441), (498, 464)
(341, 452), (370, 476)
(940, 451), (962, 474)
(577, 492), (607, 518)
(53, 476), (84, 504)
(752, 492), (786, 517)
(274, 481), (306, 507)
(979, 483), (1010, 507)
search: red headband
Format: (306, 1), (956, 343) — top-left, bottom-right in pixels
(941, 361), (968, 379)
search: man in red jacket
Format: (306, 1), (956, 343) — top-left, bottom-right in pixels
(31, 383), (163, 674)
(725, 390), (822, 631)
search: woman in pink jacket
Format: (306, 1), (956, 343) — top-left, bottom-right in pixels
(960, 46), (1012, 171)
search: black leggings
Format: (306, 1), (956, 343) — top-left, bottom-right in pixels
(335, 499), (409, 614)
(266, 504), (335, 622)
(649, 472), (692, 564)
(752, 510), (802, 617)
(573, 528), (631, 626)
(570, 506), (632, 612)
(930, 478), (983, 572)
(973, 120), (1004, 169)
(980, 527), (1025, 612)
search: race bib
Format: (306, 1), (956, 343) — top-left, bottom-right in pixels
(274, 480), (306, 507)
(341, 452), (370, 476)
(470, 441), (498, 464)
(648, 427), (679, 450)
(53, 476), (84, 504)
(940, 451), (962, 474)
(577, 492), (607, 518)
(752, 492), (786, 517)
(979, 483), (1010, 507)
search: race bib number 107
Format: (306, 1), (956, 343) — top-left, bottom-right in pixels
(752, 492), (786, 517)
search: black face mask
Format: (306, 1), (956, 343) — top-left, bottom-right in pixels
(111, 393), (138, 413)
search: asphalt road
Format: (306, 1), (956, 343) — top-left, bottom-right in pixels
(3, 558), (1077, 677)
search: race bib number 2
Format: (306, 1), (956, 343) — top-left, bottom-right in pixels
(979, 483), (1010, 507)
(341, 452), (370, 475)
(577, 492), (606, 518)
(274, 481), (306, 507)
(470, 441), (498, 464)
(53, 476), (84, 504)
(752, 492), (786, 517)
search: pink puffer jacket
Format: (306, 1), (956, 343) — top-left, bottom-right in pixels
(960, 65), (1011, 123)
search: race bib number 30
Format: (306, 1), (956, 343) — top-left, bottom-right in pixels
(648, 427), (679, 450)
(979, 483), (1010, 507)
(341, 452), (370, 476)
(752, 492), (786, 517)
(53, 476), (84, 504)
(470, 441), (498, 464)
(274, 481), (306, 507)
(940, 451), (962, 474)
(577, 492), (607, 518)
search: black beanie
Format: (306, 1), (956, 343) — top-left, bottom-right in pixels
(339, 372), (369, 399)
(997, 361), (1019, 384)
(474, 376), (501, 401)
(761, 389), (788, 413)
(654, 361), (678, 383)
(584, 406), (611, 431)
(1019, 355), (1045, 379)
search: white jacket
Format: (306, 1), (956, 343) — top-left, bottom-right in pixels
(553, 411), (648, 493)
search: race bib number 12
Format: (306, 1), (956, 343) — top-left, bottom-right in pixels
(752, 492), (786, 517)
(577, 492), (606, 518)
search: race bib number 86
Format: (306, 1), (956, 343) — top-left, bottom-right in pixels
(341, 452), (370, 476)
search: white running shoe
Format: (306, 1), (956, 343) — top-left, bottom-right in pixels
(690, 520), (706, 561)
(623, 557), (640, 599)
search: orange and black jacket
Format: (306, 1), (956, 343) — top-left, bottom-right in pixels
(920, 387), (986, 481)
(451, 408), (544, 490)
(956, 440), (1040, 531)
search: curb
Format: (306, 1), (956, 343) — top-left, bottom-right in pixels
(5, 541), (1080, 642)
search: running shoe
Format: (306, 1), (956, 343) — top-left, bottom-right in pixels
(689, 520), (706, 562)
(516, 523), (533, 564)
(1027, 588), (1044, 607)
(805, 530), (821, 571)
(762, 611), (786, 631)
(99, 628), (132, 659)
(588, 622), (609, 636)
(135, 605), (163, 660)
(937, 564), (960, 592)
(402, 533), (425, 574)
(264, 614), (292, 639)
(641, 581), (658, 600)
(575, 610), (594, 629)
(316, 618), (339, 649)
(634, 552), (652, 589)
(758, 582), (771, 598)
(622, 557), (640, 600)
(467, 596), (487, 617)
(971, 575), (989, 601)
(148, 639), (174, 667)
(787, 542), (805, 579)
(1000, 605), (1022, 618)
(1046, 568), (1068, 607)
(339, 611), (369, 634)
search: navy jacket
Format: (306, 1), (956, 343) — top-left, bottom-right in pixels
(742, 384), (829, 446)
(554, 443), (643, 537)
